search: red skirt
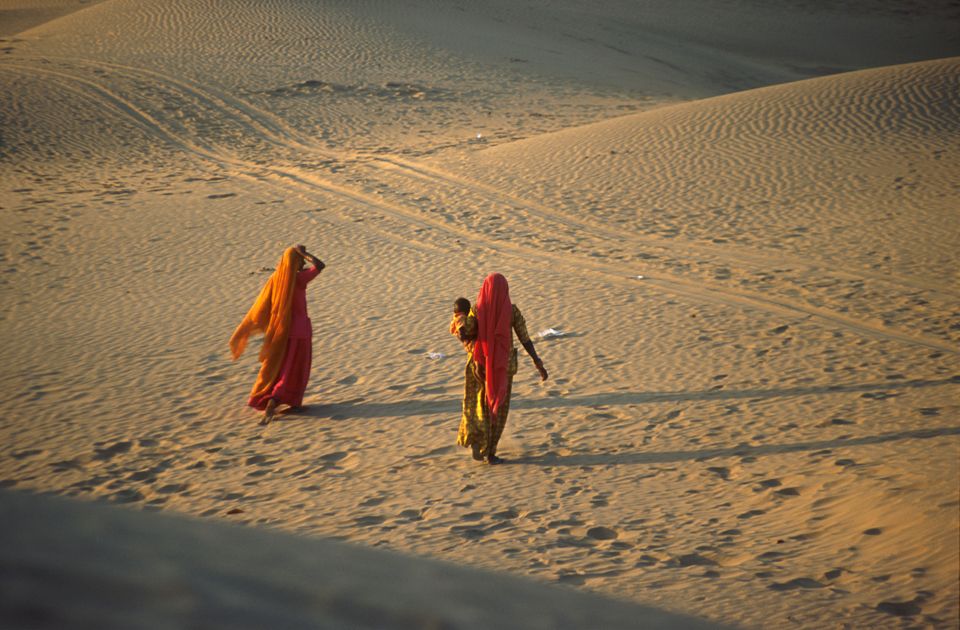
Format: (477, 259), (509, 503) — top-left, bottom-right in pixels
(248, 336), (312, 410)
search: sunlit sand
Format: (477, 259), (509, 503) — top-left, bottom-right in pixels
(2, 1), (958, 627)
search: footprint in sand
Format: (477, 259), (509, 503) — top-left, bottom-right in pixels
(397, 509), (423, 521)
(830, 417), (856, 425)
(212, 457), (237, 470)
(757, 551), (787, 562)
(861, 391), (898, 400)
(354, 515), (386, 527)
(768, 577), (824, 591)
(12, 449), (45, 460)
(635, 555), (660, 567)
(49, 457), (88, 473)
(591, 493), (610, 507)
(586, 412), (615, 421)
(245, 454), (278, 467)
(319, 451), (351, 470)
(94, 441), (134, 461)
(737, 509), (766, 520)
(127, 470), (157, 483)
(449, 524), (486, 540)
(707, 466), (731, 480)
(876, 600), (922, 617)
(586, 526), (618, 541)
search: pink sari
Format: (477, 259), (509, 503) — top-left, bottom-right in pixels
(245, 264), (320, 410)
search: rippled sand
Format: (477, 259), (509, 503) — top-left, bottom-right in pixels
(2, 1), (958, 627)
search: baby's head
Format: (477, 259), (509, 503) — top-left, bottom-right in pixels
(453, 297), (470, 315)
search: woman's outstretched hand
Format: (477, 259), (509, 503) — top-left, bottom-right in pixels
(535, 358), (548, 381)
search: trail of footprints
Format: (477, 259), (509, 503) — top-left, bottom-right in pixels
(3, 408), (947, 623)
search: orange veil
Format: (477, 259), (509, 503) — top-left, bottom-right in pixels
(229, 247), (300, 401)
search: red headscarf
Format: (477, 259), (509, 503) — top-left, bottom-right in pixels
(473, 273), (512, 420)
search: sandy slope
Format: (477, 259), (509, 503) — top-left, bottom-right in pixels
(2, 489), (725, 629)
(0, 0), (109, 37)
(1, 1), (958, 628)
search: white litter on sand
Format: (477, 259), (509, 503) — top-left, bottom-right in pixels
(537, 328), (569, 339)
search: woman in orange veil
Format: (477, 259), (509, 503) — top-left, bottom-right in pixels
(230, 245), (325, 425)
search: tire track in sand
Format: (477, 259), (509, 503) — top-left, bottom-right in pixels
(13, 55), (954, 300)
(3, 59), (956, 356)
(368, 154), (959, 300)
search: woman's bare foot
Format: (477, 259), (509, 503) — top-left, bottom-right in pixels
(259, 398), (277, 426)
(487, 454), (503, 465)
(471, 443), (484, 461)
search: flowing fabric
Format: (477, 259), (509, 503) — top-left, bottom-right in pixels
(248, 337), (312, 410)
(472, 273), (512, 420)
(229, 247), (300, 403)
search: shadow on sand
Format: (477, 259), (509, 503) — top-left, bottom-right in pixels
(282, 376), (958, 422)
(511, 425), (960, 467)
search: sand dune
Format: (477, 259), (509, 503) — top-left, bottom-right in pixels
(0, 0), (109, 37)
(445, 58), (960, 350)
(2, 489), (724, 629)
(1, 1), (958, 628)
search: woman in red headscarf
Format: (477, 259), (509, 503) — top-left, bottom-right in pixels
(455, 273), (548, 464)
(230, 245), (325, 425)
